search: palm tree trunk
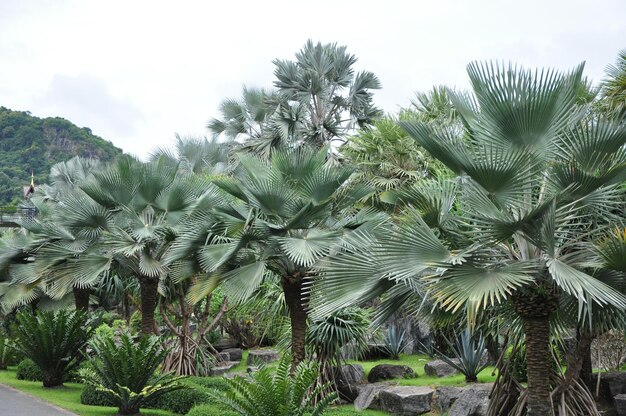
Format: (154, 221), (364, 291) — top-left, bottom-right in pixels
(72, 286), (91, 311)
(521, 316), (552, 415)
(139, 277), (159, 335)
(283, 276), (307, 369)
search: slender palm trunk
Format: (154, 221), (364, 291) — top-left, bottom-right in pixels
(283, 276), (307, 369)
(72, 286), (91, 311)
(139, 277), (159, 335)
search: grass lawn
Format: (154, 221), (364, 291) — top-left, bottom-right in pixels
(348, 353), (498, 387)
(0, 368), (174, 416)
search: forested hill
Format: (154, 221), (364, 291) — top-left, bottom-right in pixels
(0, 107), (123, 205)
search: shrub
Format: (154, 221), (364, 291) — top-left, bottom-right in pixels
(187, 403), (238, 416)
(16, 359), (43, 381)
(186, 376), (230, 392)
(213, 355), (337, 416)
(0, 337), (16, 370)
(12, 310), (92, 387)
(80, 383), (116, 406)
(437, 329), (488, 383)
(150, 385), (210, 414)
(80, 332), (184, 415)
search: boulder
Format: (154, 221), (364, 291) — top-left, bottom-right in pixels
(354, 383), (390, 411)
(335, 364), (367, 402)
(432, 386), (462, 414)
(592, 372), (626, 405)
(361, 343), (393, 360)
(246, 366), (259, 374)
(378, 386), (434, 415)
(210, 361), (239, 376)
(616, 394), (626, 416)
(424, 359), (461, 378)
(246, 349), (280, 365)
(368, 364), (415, 383)
(447, 384), (492, 416)
(216, 351), (230, 362)
(222, 347), (243, 362)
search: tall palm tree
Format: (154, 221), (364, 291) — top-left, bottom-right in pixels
(167, 145), (378, 367)
(311, 62), (626, 415)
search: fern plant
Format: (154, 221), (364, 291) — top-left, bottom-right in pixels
(213, 355), (337, 416)
(12, 310), (91, 387)
(80, 332), (184, 415)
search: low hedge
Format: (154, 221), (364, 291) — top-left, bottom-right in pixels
(15, 359), (43, 382)
(80, 384), (116, 407)
(186, 403), (238, 416)
(149, 385), (210, 414)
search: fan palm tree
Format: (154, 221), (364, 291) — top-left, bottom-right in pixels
(167, 145), (378, 367)
(600, 49), (626, 118)
(311, 62), (626, 415)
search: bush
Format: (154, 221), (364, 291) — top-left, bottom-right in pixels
(16, 359), (43, 381)
(0, 337), (17, 370)
(186, 376), (230, 392)
(81, 332), (184, 415)
(150, 385), (210, 414)
(187, 403), (237, 416)
(12, 310), (92, 387)
(80, 383), (116, 406)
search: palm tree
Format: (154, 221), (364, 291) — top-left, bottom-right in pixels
(273, 40), (382, 149)
(167, 145), (378, 367)
(600, 49), (626, 118)
(311, 62), (626, 415)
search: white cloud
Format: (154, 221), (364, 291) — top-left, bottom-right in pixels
(0, 0), (624, 158)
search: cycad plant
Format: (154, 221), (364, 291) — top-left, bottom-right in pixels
(12, 310), (91, 387)
(213, 354), (337, 416)
(81, 332), (184, 415)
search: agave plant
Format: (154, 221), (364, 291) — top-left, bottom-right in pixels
(437, 329), (488, 383)
(213, 354), (337, 416)
(81, 332), (184, 415)
(11, 309), (91, 387)
(384, 324), (408, 360)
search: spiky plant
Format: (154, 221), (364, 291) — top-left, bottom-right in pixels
(81, 332), (184, 415)
(213, 355), (337, 416)
(437, 329), (488, 383)
(11, 310), (91, 387)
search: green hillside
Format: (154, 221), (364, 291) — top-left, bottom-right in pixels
(0, 107), (123, 205)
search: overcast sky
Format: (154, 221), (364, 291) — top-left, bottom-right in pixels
(0, 0), (624, 158)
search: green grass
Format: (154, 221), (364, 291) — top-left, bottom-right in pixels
(0, 367), (174, 416)
(347, 353), (498, 387)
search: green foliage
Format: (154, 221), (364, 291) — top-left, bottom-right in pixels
(94, 323), (115, 339)
(80, 332), (184, 415)
(187, 403), (238, 416)
(0, 107), (122, 204)
(212, 355), (337, 416)
(12, 310), (91, 387)
(383, 325), (407, 360)
(186, 376), (230, 392)
(150, 384), (210, 414)
(80, 383), (116, 406)
(0, 336), (16, 369)
(15, 358), (44, 381)
(437, 329), (488, 383)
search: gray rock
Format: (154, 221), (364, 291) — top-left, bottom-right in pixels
(246, 349), (280, 365)
(216, 351), (230, 362)
(246, 366), (259, 374)
(210, 361), (239, 376)
(354, 383), (390, 411)
(592, 372), (626, 405)
(378, 386), (434, 415)
(424, 359), (461, 378)
(432, 386), (462, 413)
(616, 394), (626, 416)
(361, 343), (393, 360)
(222, 347), (243, 361)
(336, 364), (367, 402)
(447, 384), (492, 416)
(368, 364), (415, 383)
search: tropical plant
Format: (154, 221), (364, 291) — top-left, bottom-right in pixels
(383, 324), (407, 360)
(311, 62), (626, 416)
(11, 309), (91, 387)
(599, 49), (626, 118)
(80, 332), (184, 415)
(167, 145), (379, 368)
(15, 358), (44, 381)
(0, 335), (16, 370)
(437, 329), (488, 383)
(212, 354), (337, 416)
